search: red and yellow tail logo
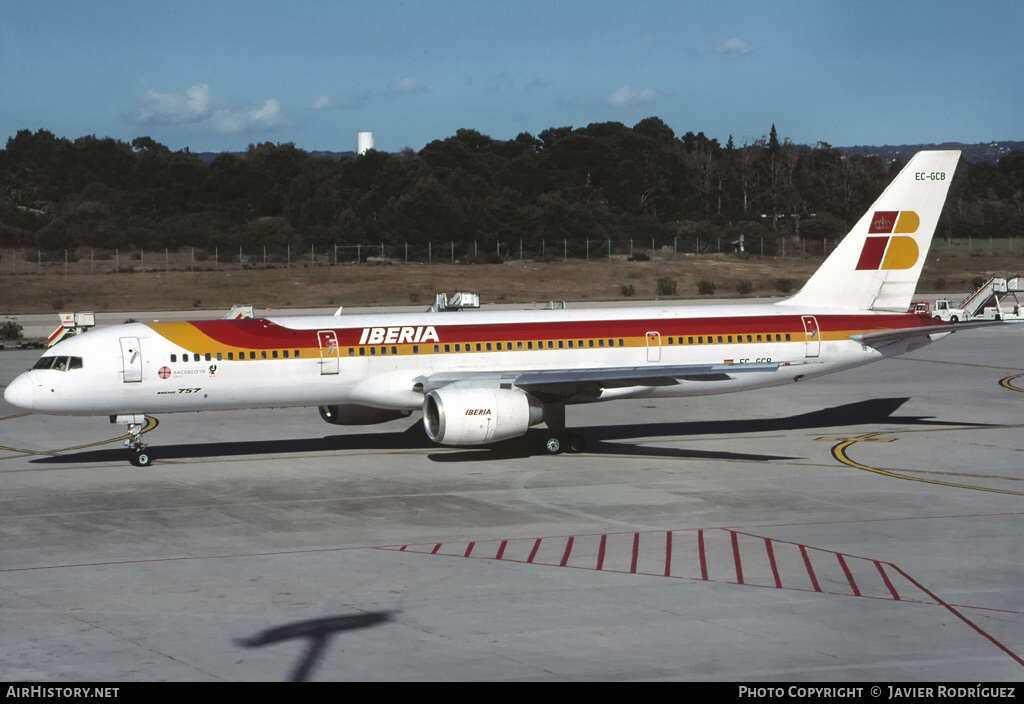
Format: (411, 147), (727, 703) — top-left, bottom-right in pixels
(856, 211), (920, 270)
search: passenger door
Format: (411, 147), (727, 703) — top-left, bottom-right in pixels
(119, 337), (143, 383)
(317, 330), (340, 375)
(801, 316), (820, 358)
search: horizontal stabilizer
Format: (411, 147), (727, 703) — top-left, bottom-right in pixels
(849, 320), (1004, 346)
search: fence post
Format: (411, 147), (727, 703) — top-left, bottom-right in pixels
(563, 239), (567, 261)
(608, 238), (611, 261)
(428, 242), (432, 264)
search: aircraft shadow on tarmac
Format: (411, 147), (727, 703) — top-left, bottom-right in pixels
(31, 396), (991, 466)
(235, 611), (394, 682)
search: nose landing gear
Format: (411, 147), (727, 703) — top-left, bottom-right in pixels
(113, 415), (156, 467)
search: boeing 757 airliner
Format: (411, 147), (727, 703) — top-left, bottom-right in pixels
(5, 151), (972, 466)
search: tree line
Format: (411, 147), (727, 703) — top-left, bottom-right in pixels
(1, 119), (1021, 260)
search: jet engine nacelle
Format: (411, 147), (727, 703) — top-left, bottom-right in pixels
(319, 404), (412, 426)
(423, 387), (543, 445)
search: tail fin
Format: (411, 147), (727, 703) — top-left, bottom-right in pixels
(785, 150), (961, 311)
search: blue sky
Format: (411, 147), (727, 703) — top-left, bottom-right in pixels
(2, 0), (1020, 154)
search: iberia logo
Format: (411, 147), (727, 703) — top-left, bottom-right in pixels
(856, 211), (920, 270)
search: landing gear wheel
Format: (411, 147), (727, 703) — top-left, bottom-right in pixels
(567, 432), (586, 453)
(131, 450), (152, 467)
(544, 435), (564, 455)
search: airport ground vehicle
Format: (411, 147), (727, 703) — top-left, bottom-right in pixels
(910, 277), (1023, 322)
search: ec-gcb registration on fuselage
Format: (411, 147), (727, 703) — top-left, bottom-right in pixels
(5, 151), (972, 466)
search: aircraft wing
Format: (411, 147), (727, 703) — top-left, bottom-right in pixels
(422, 361), (796, 401)
(849, 320), (1005, 347)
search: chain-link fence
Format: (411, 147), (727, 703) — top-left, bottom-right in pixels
(2, 236), (1018, 276)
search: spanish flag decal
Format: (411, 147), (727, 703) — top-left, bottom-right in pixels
(856, 211), (920, 270)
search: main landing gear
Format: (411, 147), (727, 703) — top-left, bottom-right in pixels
(540, 402), (586, 455)
(542, 432), (587, 455)
(124, 421), (152, 467)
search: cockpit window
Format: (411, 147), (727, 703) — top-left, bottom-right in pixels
(31, 356), (83, 371)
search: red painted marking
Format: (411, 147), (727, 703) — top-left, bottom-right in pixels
(152, 311), (950, 357)
(560, 536), (574, 567)
(596, 535), (607, 571)
(630, 533), (640, 574)
(664, 531), (672, 577)
(856, 236), (890, 270)
(731, 531), (744, 584)
(464, 542), (475, 558)
(837, 554), (861, 596)
(765, 538), (782, 588)
(889, 564), (1024, 667)
(431, 543), (442, 555)
(876, 561), (900, 600)
(527, 538), (541, 564)
(868, 211), (899, 234)
(800, 545), (821, 592)
(399, 545), (408, 552)
(698, 530), (708, 580)
(496, 540), (507, 560)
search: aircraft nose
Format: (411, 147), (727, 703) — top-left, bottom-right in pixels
(3, 373), (35, 410)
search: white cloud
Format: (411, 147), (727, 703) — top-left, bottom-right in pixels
(388, 78), (425, 95)
(133, 85), (285, 133)
(310, 93), (369, 110)
(606, 85), (659, 109)
(136, 84), (215, 124)
(717, 37), (752, 62)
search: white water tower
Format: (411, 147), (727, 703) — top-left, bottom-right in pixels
(357, 132), (374, 155)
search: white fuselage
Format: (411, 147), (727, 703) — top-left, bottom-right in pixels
(4, 300), (931, 418)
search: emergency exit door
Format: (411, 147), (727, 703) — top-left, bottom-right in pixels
(646, 331), (661, 362)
